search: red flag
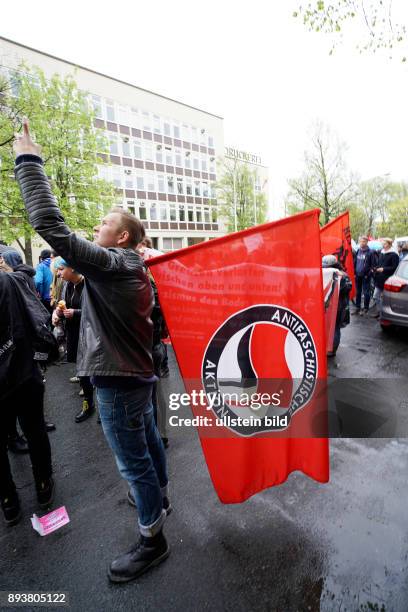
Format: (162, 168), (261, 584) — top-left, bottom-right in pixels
(320, 211), (356, 299)
(148, 210), (329, 503)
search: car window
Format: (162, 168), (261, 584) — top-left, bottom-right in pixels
(397, 261), (408, 280)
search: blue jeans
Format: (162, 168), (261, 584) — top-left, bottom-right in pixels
(355, 275), (371, 310)
(96, 384), (168, 537)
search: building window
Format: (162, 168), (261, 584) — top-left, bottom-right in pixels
(157, 175), (165, 193)
(186, 178), (192, 195)
(202, 182), (209, 197)
(196, 208), (202, 223)
(124, 169), (133, 189)
(179, 205), (185, 221)
(138, 203), (147, 220)
(182, 124), (190, 140)
(204, 207), (210, 222)
(109, 135), (118, 156)
(163, 237), (183, 251)
(169, 204), (177, 221)
(208, 135), (214, 148)
(165, 147), (173, 166)
(127, 201), (136, 215)
(153, 115), (161, 134)
(212, 208), (217, 223)
(200, 128), (206, 145)
(201, 158), (207, 172)
(173, 123), (180, 139)
(164, 121), (171, 137)
(146, 172), (155, 192)
(112, 167), (122, 188)
(131, 107), (140, 129)
(185, 152), (191, 169)
(177, 177), (184, 195)
(91, 95), (102, 118)
(144, 143), (153, 163)
(106, 99), (115, 122)
(136, 174), (144, 190)
(122, 138), (131, 157)
(175, 148), (182, 167)
(134, 140), (142, 159)
(142, 111), (151, 132)
(156, 145), (163, 164)
(118, 105), (129, 125)
(191, 127), (198, 143)
(193, 157), (199, 171)
(209, 158), (215, 174)
(167, 176), (175, 194)
(159, 203), (167, 221)
(194, 181), (200, 196)
(188, 207), (194, 222)
(150, 203), (158, 220)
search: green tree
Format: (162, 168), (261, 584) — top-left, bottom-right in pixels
(216, 158), (267, 232)
(285, 122), (355, 224)
(0, 63), (115, 264)
(293, 0), (407, 61)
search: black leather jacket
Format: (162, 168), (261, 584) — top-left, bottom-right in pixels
(15, 157), (154, 378)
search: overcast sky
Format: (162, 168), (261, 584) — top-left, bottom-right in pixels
(2, 0), (408, 217)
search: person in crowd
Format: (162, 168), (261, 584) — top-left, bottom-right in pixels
(398, 241), (408, 262)
(50, 253), (65, 308)
(372, 238), (400, 318)
(14, 120), (169, 582)
(353, 236), (376, 316)
(322, 255), (352, 357)
(0, 261), (55, 526)
(52, 260), (94, 423)
(35, 248), (53, 313)
(0, 247), (56, 433)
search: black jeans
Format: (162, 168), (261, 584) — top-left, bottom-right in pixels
(0, 378), (52, 498)
(79, 376), (94, 405)
(355, 275), (371, 311)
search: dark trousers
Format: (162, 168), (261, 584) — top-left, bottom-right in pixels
(79, 376), (94, 405)
(0, 379), (52, 498)
(355, 275), (371, 311)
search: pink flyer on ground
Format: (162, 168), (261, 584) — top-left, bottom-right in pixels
(30, 506), (70, 536)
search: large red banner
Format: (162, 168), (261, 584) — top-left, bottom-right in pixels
(320, 211), (356, 299)
(148, 210), (329, 503)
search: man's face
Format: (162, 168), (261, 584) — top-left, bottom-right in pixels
(359, 238), (368, 249)
(93, 213), (126, 247)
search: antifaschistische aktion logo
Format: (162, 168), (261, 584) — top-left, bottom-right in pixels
(202, 305), (318, 437)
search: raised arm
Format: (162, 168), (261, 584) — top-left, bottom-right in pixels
(14, 120), (122, 279)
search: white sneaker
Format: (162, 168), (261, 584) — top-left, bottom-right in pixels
(69, 376), (80, 383)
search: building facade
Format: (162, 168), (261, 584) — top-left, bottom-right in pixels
(0, 37), (225, 254)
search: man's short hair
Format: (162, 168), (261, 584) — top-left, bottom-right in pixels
(359, 235), (368, 242)
(142, 236), (153, 248)
(110, 207), (145, 248)
(383, 237), (393, 246)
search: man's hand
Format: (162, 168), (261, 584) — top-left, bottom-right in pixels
(63, 308), (75, 319)
(13, 118), (42, 158)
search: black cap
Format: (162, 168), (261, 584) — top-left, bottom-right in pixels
(40, 249), (52, 259)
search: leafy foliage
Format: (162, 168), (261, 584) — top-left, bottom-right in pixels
(216, 158), (267, 232)
(294, 0), (407, 61)
(0, 63), (115, 264)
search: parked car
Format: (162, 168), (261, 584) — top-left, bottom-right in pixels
(380, 256), (408, 331)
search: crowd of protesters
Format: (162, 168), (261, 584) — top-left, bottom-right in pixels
(0, 119), (405, 584)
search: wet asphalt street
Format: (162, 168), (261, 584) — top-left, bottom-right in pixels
(0, 313), (407, 612)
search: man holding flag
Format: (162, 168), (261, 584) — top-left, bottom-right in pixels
(13, 120), (170, 583)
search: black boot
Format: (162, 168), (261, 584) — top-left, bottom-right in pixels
(7, 434), (29, 454)
(75, 400), (95, 423)
(36, 477), (55, 509)
(45, 422), (56, 432)
(108, 531), (170, 583)
(1, 491), (21, 526)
